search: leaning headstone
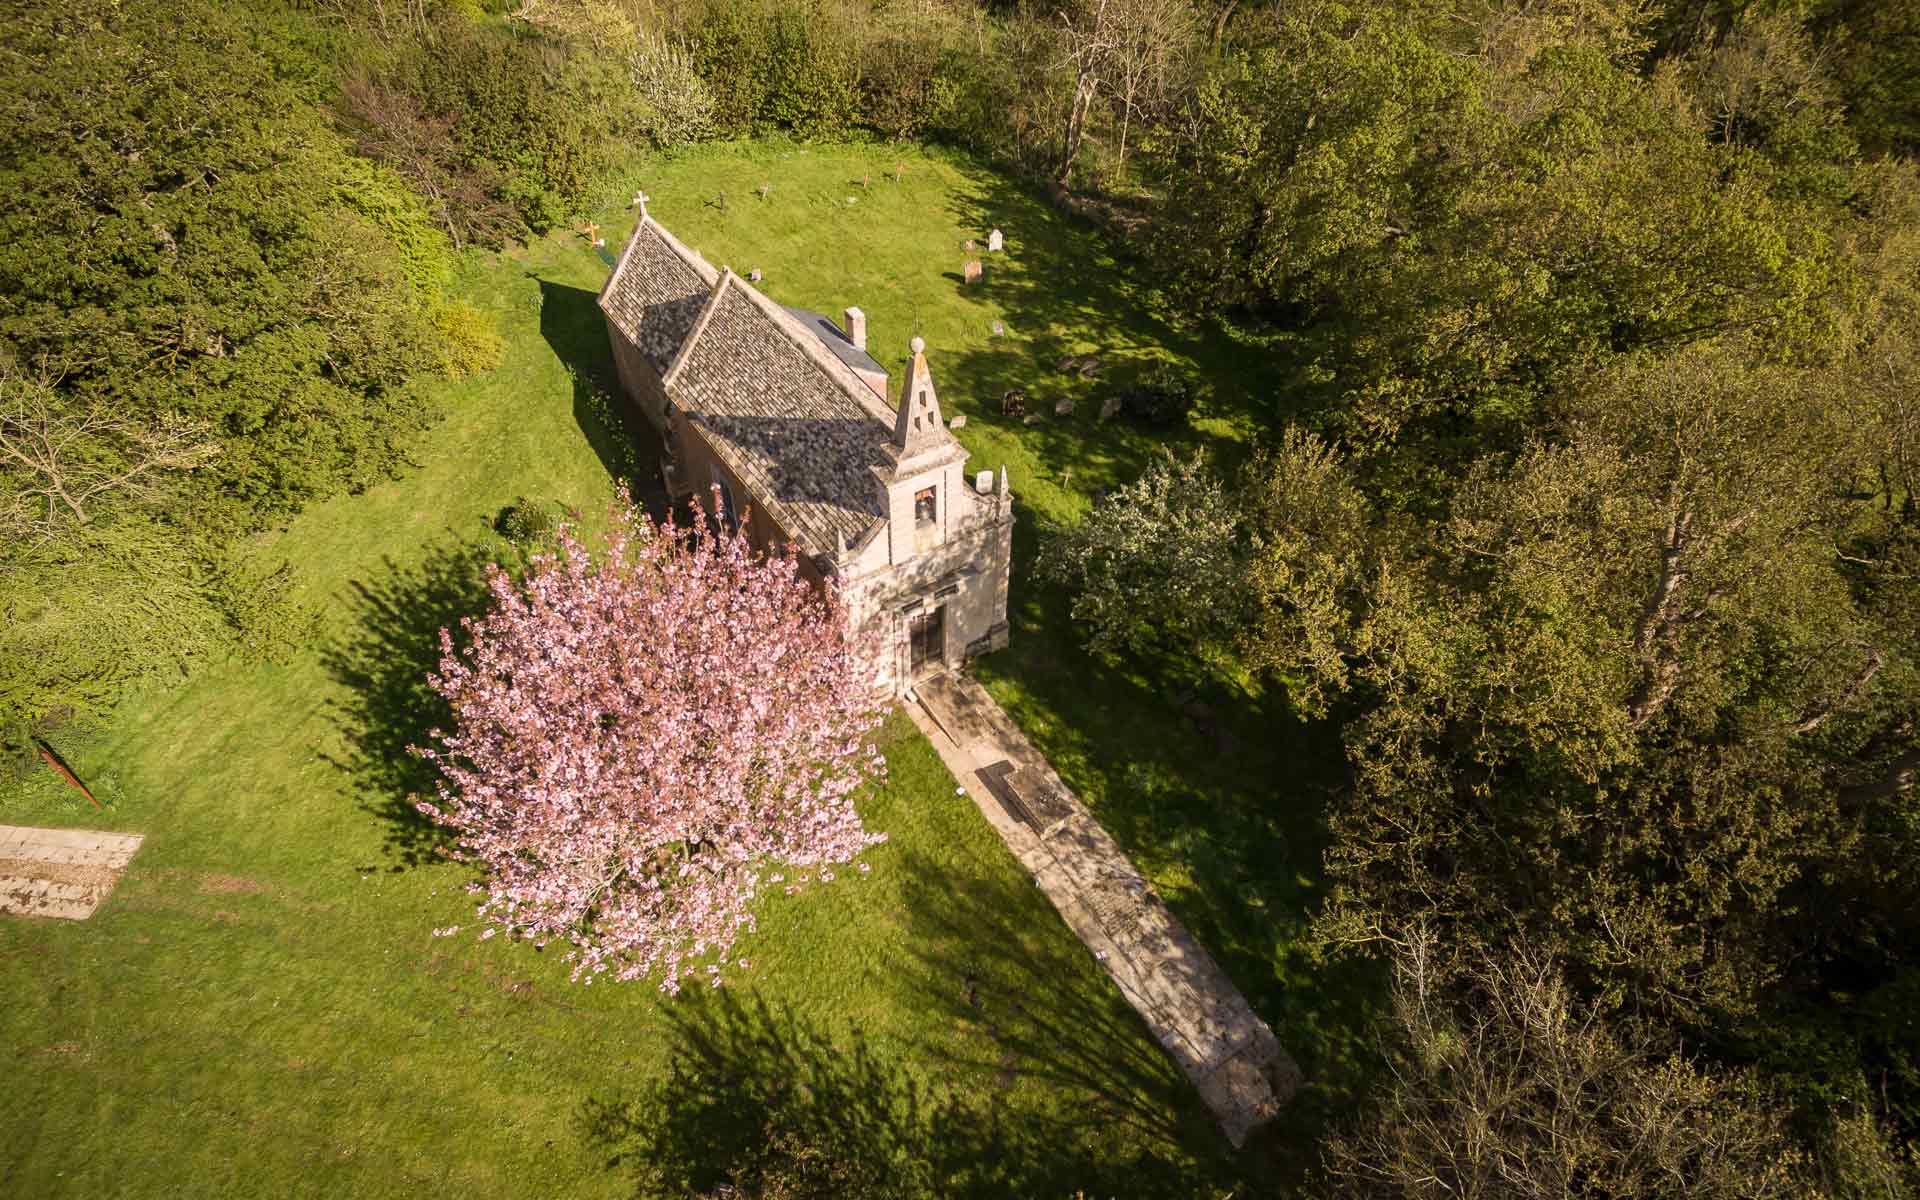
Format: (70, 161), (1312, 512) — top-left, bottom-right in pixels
(1054, 399), (1076, 416)
(949, 414), (967, 430)
(748, 268), (763, 283)
(991, 320), (1005, 337)
(1099, 393), (1123, 420)
(963, 260), (984, 284)
(988, 228), (1004, 252)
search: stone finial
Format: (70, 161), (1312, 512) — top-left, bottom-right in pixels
(998, 465), (1009, 495)
(892, 339), (946, 454)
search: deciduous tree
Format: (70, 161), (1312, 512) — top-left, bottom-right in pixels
(414, 492), (888, 992)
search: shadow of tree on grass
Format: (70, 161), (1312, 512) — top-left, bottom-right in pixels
(318, 535), (517, 869)
(576, 984), (1228, 1200)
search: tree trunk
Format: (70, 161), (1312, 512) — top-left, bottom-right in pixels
(1057, 73), (1097, 186)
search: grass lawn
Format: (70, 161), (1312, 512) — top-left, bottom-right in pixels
(2, 140), (1372, 1196)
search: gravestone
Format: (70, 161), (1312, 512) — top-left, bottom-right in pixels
(963, 260), (984, 284)
(949, 414), (968, 430)
(757, 182), (772, 200)
(748, 268), (763, 283)
(963, 238), (976, 253)
(992, 320), (1005, 337)
(988, 228), (1005, 252)
(1000, 388), (1028, 416)
(1055, 399), (1076, 416)
(1099, 394), (1123, 420)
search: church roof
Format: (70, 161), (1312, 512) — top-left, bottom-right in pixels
(598, 218), (719, 371)
(781, 306), (887, 378)
(664, 272), (900, 556)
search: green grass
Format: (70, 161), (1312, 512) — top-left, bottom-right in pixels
(2, 140), (1373, 1196)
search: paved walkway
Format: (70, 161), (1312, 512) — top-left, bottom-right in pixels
(0, 825), (144, 920)
(906, 673), (1299, 1146)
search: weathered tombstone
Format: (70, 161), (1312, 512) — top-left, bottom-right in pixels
(963, 238), (976, 253)
(757, 182), (772, 200)
(1099, 393), (1123, 420)
(949, 414), (968, 430)
(991, 320), (1005, 337)
(1001, 388), (1028, 416)
(975, 469), (994, 493)
(1054, 399), (1076, 416)
(963, 260), (983, 284)
(749, 268), (763, 283)
(894, 161), (905, 184)
(988, 228), (1005, 252)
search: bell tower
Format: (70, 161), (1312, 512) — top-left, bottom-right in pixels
(875, 337), (969, 564)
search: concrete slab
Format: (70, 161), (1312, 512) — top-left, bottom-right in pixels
(0, 825), (143, 921)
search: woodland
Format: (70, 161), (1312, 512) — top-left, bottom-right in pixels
(2, 0), (1919, 1195)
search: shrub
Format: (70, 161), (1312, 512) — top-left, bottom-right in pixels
(432, 300), (506, 378)
(1110, 363), (1203, 426)
(497, 497), (562, 545)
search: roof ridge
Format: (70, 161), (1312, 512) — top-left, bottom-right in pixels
(726, 276), (898, 428)
(661, 268), (734, 391)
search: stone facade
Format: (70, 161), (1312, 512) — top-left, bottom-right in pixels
(597, 204), (1013, 696)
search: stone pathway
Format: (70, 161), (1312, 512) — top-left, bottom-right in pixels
(0, 825), (144, 920)
(907, 673), (1300, 1147)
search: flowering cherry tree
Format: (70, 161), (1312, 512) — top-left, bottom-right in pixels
(413, 489), (886, 992)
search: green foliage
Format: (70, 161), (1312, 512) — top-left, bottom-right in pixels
(1321, 933), (1815, 1200)
(400, 17), (610, 233)
(0, 520), (231, 735)
(431, 299), (506, 378)
(1109, 362), (1202, 426)
(1036, 451), (1250, 656)
(495, 496), (562, 545)
(691, 0), (860, 139)
(0, 0), (450, 539)
(694, 0), (775, 137)
(761, 2), (860, 138)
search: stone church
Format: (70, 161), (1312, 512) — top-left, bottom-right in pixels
(597, 201), (1013, 695)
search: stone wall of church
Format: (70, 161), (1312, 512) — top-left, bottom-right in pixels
(605, 321), (670, 434)
(839, 495), (1012, 696)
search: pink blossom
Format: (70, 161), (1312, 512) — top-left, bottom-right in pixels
(412, 488), (887, 993)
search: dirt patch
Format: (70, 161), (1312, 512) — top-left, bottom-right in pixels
(198, 873), (267, 895)
(0, 857), (118, 890)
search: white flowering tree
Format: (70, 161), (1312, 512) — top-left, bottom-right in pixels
(414, 490), (886, 992)
(1036, 449), (1250, 655)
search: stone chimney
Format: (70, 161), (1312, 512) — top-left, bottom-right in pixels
(844, 306), (867, 352)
